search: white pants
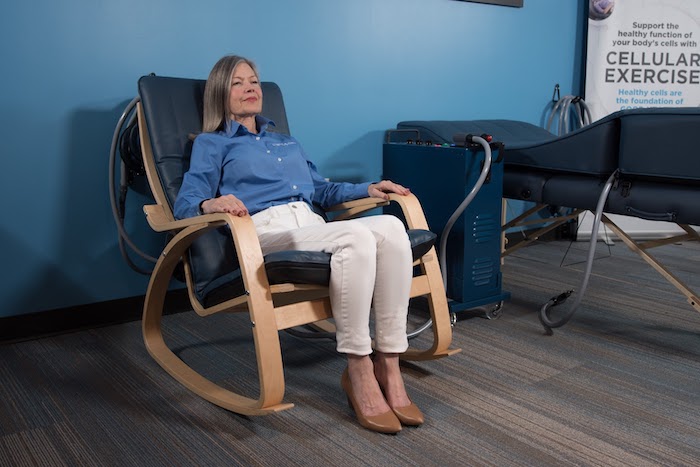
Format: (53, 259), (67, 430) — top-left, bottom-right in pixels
(252, 202), (412, 355)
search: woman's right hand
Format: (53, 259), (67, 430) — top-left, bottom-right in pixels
(200, 194), (249, 217)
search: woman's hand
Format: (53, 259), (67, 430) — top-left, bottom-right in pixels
(368, 180), (411, 200)
(200, 194), (249, 217)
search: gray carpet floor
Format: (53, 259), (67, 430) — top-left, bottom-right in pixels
(1, 239), (699, 466)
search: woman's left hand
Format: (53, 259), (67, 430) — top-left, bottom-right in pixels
(368, 180), (411, 200)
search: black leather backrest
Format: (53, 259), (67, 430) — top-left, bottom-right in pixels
(138, 75), (290, 210)
(137, 75), (290, 300)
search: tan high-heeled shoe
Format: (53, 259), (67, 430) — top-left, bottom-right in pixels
(371, 354), (425, 426)
(391, 401), (424, 426)
(340, 368), (402, 434)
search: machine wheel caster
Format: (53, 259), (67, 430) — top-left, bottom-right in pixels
(484, 301), (503, 320)
(450, 312), (458, 326)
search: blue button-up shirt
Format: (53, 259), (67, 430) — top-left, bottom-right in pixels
(173, 116), (372, 219)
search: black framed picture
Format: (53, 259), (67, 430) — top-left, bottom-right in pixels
(456, 0), (524, 7)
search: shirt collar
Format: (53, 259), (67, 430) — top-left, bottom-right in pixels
(223, 116), (276, 137)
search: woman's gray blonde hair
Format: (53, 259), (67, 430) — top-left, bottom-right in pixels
(202, 55), (259, 133)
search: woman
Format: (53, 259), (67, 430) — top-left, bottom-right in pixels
(174, 55), (423, 434)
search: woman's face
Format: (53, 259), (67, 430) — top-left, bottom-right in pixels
(228, 62), (263, 122)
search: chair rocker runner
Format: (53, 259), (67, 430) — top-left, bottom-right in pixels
(137, 75), (460, 416)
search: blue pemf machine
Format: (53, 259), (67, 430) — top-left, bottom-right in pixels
(383, 131), (510, 320)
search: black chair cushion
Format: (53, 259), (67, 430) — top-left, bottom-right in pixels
(265, 229), (435, 284)
(408, 228), (437, 261)
(201, 228), (437, 308)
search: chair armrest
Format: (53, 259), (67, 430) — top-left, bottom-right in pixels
(326, 197), (389, 211)
(325, 197), (389, 220)
(144, 204), (241, 233)
(326, 194), (431, 231)
(143, 204), (265, 280)
(144, 203), (266, 306)
(385, 193), (430, 230)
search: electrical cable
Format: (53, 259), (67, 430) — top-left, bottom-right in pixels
(538, 90), (602, 333)
(547, 94), (591, 136)
(108, 96), (158, 273)
(537, 170), (618, 335)
(407, 135), (494, 339)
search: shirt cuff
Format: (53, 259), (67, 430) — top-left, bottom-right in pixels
(355, 182), (373, 199)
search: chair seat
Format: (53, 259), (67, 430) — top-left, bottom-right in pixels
(202, 229), (436, 308)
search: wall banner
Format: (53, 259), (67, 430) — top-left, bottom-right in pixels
(585, 0), (700, 121)
(580, 0), (699, 239)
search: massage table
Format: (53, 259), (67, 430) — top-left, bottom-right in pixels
(394, 107), (700, 332)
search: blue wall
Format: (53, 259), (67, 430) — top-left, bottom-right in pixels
(0, 0), (585, 318)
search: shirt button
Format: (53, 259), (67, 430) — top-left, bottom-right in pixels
(256, 136), (260, 141)
(277, 157), (282, 162)
(292, 185), (297, 190)
(267, 150), (271, 154)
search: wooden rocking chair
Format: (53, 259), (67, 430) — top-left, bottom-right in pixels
(136, 75), (460, 416)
